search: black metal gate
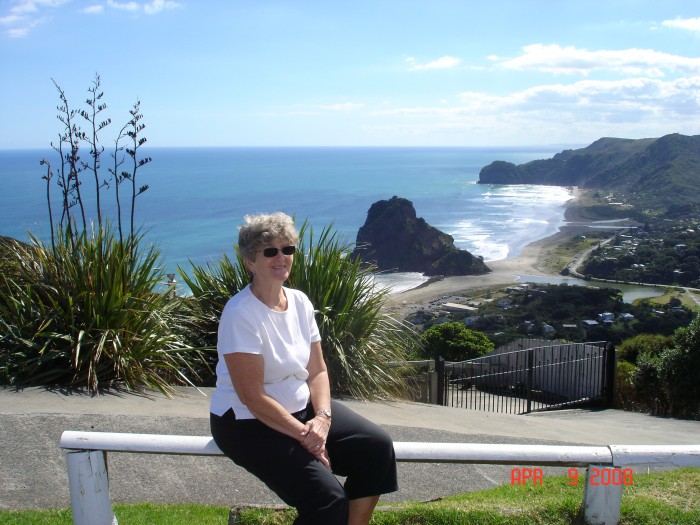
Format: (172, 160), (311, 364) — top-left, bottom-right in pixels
(437, 340), (615, 414)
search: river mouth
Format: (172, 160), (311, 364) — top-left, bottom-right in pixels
(515, 274), (666, 304)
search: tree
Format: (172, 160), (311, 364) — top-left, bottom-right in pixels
(617, 334), (671, 364)
(630, 315), (700, 419)
(421, 322), (494, 361)
(660, 314), (700, 419)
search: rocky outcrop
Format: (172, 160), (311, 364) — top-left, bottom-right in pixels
(350, 196), (490, 276)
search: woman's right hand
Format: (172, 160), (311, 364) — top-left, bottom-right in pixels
(300, 417), (331, 469)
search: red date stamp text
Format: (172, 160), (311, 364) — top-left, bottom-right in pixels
(510, 467), (634, 486)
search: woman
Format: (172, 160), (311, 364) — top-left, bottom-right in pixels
(210, 212), (398, 525)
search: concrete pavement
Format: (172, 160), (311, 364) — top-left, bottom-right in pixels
(1, 386), (698, 511)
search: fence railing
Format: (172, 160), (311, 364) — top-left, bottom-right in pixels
(436, 340), (614, 414)
(59, 430), (700, 525)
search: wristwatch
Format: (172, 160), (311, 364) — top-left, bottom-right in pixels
(316, 409), (332, 420)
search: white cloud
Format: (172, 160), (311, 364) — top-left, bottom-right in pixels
(106, 1), (140, 12)
(144, 0), (180, 15)
(0, 14), (23, 25)
(463, 76), (700, 114)
(367, 75), (700, 145)
(82, 5), (105, 14)
(2, 0), (180, 36)
(1, 0), (68, 37)
(495, 44), (700, 77)
(662, 17), (700, 32)
(11, 0), (67, 15)
(6, 16), (44, 37)
(406, 55), (461, 71)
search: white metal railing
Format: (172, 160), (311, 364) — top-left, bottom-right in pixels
(59, 431), (700, 525)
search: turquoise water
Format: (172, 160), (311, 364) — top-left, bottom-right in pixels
(0, 147), (572, 280)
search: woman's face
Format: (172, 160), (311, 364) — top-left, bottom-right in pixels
(246, 238), (295, 284)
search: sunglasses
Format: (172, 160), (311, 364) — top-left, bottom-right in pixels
(259, 246), (296, 258)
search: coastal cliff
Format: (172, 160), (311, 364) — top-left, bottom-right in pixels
(478, 133), (700, 217)
(350, 196), (490, 276)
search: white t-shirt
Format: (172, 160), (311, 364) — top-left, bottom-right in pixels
(210, 285), (321, 419)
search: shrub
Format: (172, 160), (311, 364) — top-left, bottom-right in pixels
(421, 322), (494, 361)
(617, 333), (671, 364)
(660, 314), (700, 419)
(614, 360), (638, 411)
(0, 226), (205, 394)
(631, 351), (667, 416)
(627, 315), (700, 419)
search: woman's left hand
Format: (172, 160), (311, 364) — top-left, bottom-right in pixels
(300, 416), (331, 468)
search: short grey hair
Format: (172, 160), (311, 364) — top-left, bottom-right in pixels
(237, 212), (299, 261)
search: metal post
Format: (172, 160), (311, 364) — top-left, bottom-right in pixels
(581, 464), (622, 525)
(526, 348), (534, 413)
(429, 368), (438, 404)
(604, 342), (616, 407)
(66, 450), (118, 525)
(435, 356), (445, 406)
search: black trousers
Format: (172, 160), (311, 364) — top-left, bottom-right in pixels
(210, 399), (398, 525)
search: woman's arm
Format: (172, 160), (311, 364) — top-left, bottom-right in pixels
(306, 341), (331, 415)
(299, 341), (332, 465)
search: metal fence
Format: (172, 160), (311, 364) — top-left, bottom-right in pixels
(437, 340), (614, 414)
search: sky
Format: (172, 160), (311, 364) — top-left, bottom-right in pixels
(1, 0), (699, 148)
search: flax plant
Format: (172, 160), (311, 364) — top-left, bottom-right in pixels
(288, 223), (417, 399)
(180, 221), (419, 399)
(176, 253), (249, 384)
(0, 225), (204, 394)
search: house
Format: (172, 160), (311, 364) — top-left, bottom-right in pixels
(582, 320), (599, 328)
(619, 313), (635, 322)
(598, 312), (615, 324)
(671, 307), (685, 314)
(542, 324), (555, 335)
(443, 302), (478, 313)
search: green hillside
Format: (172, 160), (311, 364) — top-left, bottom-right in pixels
(478, 133), (700, 218)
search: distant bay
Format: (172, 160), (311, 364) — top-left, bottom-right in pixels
(0, 147), (573, 289)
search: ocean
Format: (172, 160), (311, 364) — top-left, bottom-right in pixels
(0, 147), (573, 292)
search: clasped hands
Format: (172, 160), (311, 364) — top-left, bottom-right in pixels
(300, 415), (331, 469)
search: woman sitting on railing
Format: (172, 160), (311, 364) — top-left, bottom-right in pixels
(209, 212), (398, 525)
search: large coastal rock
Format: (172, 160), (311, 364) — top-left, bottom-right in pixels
(350, 196), (490, 276)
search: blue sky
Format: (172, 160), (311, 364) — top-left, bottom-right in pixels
(1, 0), (699, 148)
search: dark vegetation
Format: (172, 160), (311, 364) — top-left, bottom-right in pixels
(420, 322), (494, 361)
(614, 316), (700, 419)
(581, 220), (700, 287)
(407, 283), (694, 346)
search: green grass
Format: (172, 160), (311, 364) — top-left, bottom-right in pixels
(643, 289), (700, 313)
(1, 468), (697, 525)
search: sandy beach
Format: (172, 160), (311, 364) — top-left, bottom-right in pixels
(383, 190), (633, 311)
